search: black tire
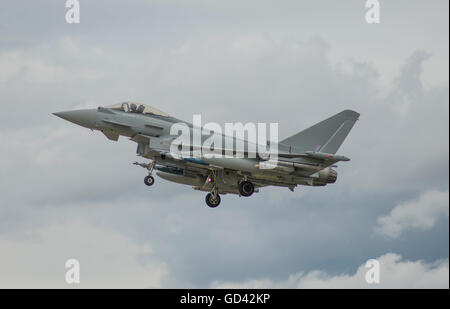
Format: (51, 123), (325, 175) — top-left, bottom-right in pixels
(205, 193), (221, 208)
(238, 181), (254, 197)
(144, 175), (155, 186)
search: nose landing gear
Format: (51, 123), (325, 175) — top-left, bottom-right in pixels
(144, 175), (155, 186)
(134, 161), (156, 186)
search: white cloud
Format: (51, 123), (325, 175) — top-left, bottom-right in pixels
(211, 253), (449, 289)
(376, 190), (449, 238)
(0, 222), (167, 288)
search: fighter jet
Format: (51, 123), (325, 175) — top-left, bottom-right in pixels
(53, 102), (359, 208)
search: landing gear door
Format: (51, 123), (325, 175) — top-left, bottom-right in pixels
(221, 169), (238, 185)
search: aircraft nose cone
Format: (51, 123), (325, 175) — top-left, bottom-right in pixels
(53, 109), (97, 129)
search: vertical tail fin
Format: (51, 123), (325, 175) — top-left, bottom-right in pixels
(280, 110), (360, 154)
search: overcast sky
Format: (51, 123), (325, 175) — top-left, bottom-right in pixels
(0, 0), (448, 288)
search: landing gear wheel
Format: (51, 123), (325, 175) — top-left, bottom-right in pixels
(205, 193), (221, 208)
(238, 181), (254, 197)
(144, 175), (155, 186)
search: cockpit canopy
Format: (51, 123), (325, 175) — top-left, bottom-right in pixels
(106, 102), (170, 117)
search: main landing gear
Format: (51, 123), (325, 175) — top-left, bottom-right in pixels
(205, 192), (221, 208)
(205, 170), (221, 208)
(238, 180), (254, 197)
(134, 161), (156, 186)
(203, 174), (255, 208)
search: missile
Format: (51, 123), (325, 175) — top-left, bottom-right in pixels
(156, 171), (205, 187)
(255, 159), (321, 173)
(304, 151), (350, 161)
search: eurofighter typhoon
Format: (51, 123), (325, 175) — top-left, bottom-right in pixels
(53, 102), (359, 207)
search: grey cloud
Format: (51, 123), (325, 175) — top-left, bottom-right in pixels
(0, 222), (167, 288)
